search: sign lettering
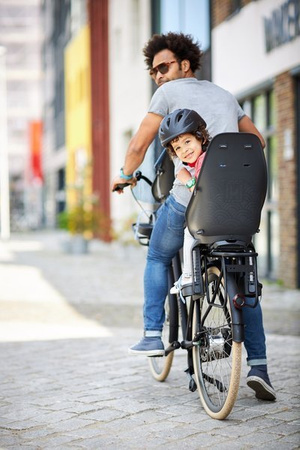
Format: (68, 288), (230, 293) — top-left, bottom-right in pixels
(264, 0), (300, 52)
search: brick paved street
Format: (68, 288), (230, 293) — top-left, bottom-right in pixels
(0, 231), (299, 449)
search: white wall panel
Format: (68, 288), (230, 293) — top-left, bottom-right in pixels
(212, 0), (300, 95)
(109, 0), (152, 227)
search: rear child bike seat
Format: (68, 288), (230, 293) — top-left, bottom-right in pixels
(186, 132), (267, 245)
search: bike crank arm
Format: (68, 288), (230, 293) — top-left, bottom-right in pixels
(164, 340), (181, 356)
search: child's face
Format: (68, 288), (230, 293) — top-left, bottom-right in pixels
(171, 133), (203, 164)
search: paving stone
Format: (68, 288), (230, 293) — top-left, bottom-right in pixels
(0, 231), (299, 449)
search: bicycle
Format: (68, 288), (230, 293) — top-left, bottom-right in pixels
(114, 132), (267, 420)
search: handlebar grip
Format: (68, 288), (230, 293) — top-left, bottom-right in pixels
(113, 182), (130, 192)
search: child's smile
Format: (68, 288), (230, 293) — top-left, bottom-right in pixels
(172, 133), (203, 164)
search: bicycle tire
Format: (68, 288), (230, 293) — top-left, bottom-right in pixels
(192, 265), (242, 419)
(148, 295), (177, 381)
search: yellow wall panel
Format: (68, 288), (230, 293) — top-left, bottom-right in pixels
(65, 25), (92, 207)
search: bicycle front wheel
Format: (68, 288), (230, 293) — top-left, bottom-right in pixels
(148, 296), (176, 381)
(192, 265), (242, 419)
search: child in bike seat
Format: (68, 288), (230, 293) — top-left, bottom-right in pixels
(159, 108), (211, 293)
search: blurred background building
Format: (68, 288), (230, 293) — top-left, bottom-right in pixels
(0, 0), (299, 288)
(0, 0), (43, 231)
(212, 0), (300, 288)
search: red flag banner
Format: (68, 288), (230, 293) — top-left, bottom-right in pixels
(29, 120), (43, 181)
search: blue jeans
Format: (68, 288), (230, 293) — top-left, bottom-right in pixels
(144, 195), (186, 332)
(143, 194), (267, 366)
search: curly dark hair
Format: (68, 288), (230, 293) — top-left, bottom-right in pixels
(143, 32), (203, 73)
(166, 124), (211, 160)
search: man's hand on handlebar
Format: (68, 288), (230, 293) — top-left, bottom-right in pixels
(111, 176), (137, 194)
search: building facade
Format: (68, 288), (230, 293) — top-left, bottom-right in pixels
(0, 0), (43, 231)
(212, 0), (300, 287)
(109, 0), (152, 232)
(39, 0), (299, 288)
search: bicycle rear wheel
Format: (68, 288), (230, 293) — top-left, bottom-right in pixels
(192, 265), (242, 419)
(148, 296), (176, 381)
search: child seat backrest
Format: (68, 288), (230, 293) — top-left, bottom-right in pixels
(186, 133), (267, 244)
(152, 149), (175, 203)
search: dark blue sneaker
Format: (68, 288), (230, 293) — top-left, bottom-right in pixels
(246, 367), (276, 401)
(128, 336), (165, 356)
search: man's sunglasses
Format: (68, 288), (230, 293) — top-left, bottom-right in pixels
(149, 60), (177, 78)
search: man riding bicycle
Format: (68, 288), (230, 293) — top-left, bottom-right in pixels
(111, 32), (276, 401)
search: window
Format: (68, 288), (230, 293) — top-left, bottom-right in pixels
(160, 0), (210, 52)
(241, 89), (279, 280)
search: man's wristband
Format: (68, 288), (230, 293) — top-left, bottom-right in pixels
(120, 167), (133, 180)
(185, 177), (196, 189)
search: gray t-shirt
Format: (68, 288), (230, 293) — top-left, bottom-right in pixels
(148, 78), (245, 206)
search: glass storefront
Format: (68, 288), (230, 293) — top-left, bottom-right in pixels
(242, 90), (279, 280)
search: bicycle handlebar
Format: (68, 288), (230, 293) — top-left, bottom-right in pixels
(135, 170), (152, 186)
(112, 171), (153, 192)
(112, 182), (131, 192)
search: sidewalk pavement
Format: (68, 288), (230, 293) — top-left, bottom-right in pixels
(0, 231), (299, 449)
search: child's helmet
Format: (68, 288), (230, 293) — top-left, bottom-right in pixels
(159, 108), (207, 147)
